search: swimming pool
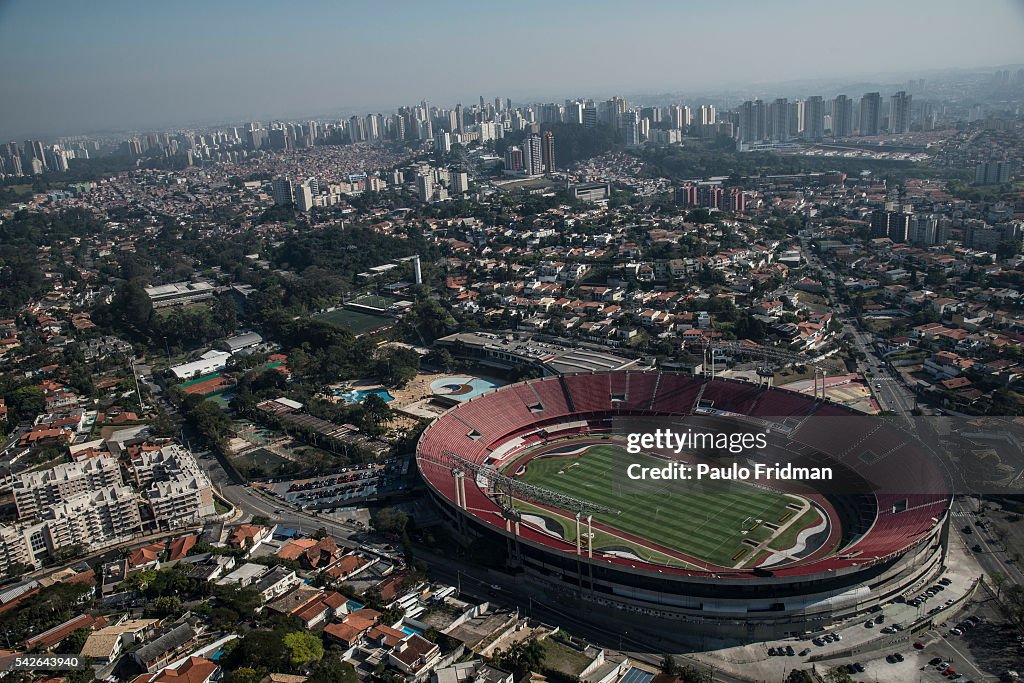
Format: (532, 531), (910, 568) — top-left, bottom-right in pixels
(429, 376), (503, 402)
(346, 599), (365, 612)
(400, 626), (422, 638)
(335, 388), (395, 405)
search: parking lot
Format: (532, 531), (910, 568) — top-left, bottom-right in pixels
(265, 458), (406, 508)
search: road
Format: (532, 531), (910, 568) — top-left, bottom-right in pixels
(952, 496), (1024, 587)
(800, 239), (920, 417)
(193, 433), (759, 680)
(412, 544), (756, 683)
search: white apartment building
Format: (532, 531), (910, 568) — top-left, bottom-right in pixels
(13, 455), (124, 520)
(148, 477), (215, 527)
(132, 445), (216, 528)
(41, 485), (142, 553)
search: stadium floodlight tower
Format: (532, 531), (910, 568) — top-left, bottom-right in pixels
(702, 340), (829, 400)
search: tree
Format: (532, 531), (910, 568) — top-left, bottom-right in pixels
(371, 507), (409, 535)
(282, 631), (324, 669)
(991, 571), (1007, 599)
(358, 392), (393, 433)
(112, 280), (155, 330)
(997, 239), (1022, 261)
(223, 629), (291, 673)
(58, 628), (91, 655)
(306, 658), (358, 683)
(674, 666), (712, 683)
(493, 640), (545, 679)
(152, 595), (183, 617)
(212, 293), (239, 335)
(227, 669), (260, 683)
(660, 655), (678, 676)
(824, 667), (854, 683)
(785, 671), (815, 683)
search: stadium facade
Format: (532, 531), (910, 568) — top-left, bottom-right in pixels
(416, 371), (950, 639)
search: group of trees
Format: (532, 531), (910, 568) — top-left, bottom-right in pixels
(180, 394), (236, 450)
(92, 280), (238, 350)
(0, 208), (105, 314)
(658, 655), (713, 683)
(0, 581), (94, 644)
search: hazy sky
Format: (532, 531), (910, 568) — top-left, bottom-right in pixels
(2, 0), (1023, 139)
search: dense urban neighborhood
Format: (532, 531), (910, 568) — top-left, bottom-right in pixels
(1, 48), (1024, 683)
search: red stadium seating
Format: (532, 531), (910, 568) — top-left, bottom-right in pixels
(562, 373), (612, 413)
(651, 373), (705, 413)
(416, 371), (950, 579)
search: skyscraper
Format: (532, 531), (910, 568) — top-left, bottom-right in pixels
(605, 96), (628, 127)
(524, 134), (544, 175)
(271, 177), (293, 205)
(294, 182), (314, 212)
(832, 95), (854, 137)
(348, 116), (365, 143)
(670, 104), (685, 130)
(542, 131), (555, 172)
(803, 96), (824, 141)
(700, 104), (716, 126)
(504, 146), (523, 172)
(889, 91), (912, 134)
(620, 111), (640, 146)
(738, 100), (766, 143)
(434, 131), (451, 154)
(416, 173), (434, 202)
(769, 98), (790, 142)
(859, 92), (881, 136)
(365, 113), (381, 141)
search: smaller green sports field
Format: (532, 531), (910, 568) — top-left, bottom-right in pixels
(509, 443), (819, 568)
(315, 307), (394, 336)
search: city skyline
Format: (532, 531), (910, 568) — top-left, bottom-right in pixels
(2, 0), (1023, 139)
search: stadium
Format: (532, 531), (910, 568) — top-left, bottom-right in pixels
(416, 371), (951, 639)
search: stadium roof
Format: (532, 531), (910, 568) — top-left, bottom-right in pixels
(438, 331), (639, 374)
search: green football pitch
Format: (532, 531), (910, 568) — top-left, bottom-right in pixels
(315, 308), (394, 335)
(512, 444), (813, 568)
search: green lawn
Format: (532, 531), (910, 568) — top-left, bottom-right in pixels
(315, 308), (394, 335)
(515, 444), (803, 567)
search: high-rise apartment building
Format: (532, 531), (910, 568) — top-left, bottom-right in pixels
(434, 130), (451, 153)
(272, 177), (294, 205)
(974, 160), (1011, 185)
(700, 104), (716, 126)
(524, 134), (544, 175)
(504, 146), (523, 172)
(738, 100), (766, 143)
(803, 96), (824, 141)
(889, 91), (912, 134)
(859, 92), (882, 136)
(542, 131), (555, 172)
(832, 95), (854, 137)
(294, 182), (314, 211)
(769, 98), (790, 142)
(416, 173), (434, 202)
